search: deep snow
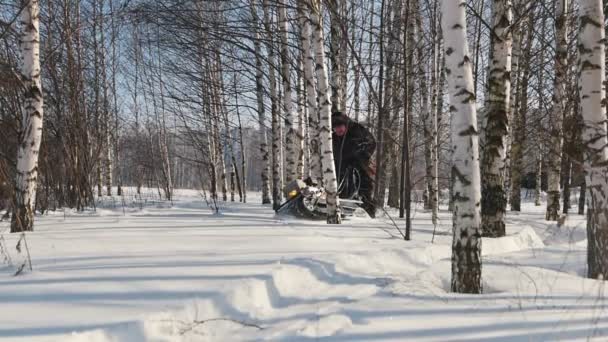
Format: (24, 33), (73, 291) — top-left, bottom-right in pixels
(0, 188), (607, 341)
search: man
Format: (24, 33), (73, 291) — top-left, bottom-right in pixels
(331, 111), (377, 218)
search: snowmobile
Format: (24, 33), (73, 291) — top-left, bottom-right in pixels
(276, 166), (366, 219)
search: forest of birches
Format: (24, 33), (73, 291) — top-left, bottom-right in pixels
(1, 0), (608, 293)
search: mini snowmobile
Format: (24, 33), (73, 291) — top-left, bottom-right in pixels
(276, 166), (366, 219)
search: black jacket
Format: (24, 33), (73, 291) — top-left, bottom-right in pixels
(333, 120), (376, 175)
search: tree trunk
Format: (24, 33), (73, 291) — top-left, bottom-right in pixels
(327, 0), (346, 113)
(250, 0), (271, 204)
(373, 0), (386, 209)
(441, 0), (483, 294)
(279, 0), (297, 182)
(296, 61), (306, 179)
(298, 3), (322, 183)
(562, 157), (572, 214)
(263, 0), (283, 210)
(481, 0), (512, 238)
(100, 0), (113, 197)
(510, 8), (535, 211)
(579, 179), (586, 215)
(309, 0), (341, 224)
(12, 0), (44, 233)
(418, 0), (436, 220)
(546, 0), (569, 221)
(234, 74), (247, 202)
(375, 0), (401, 209)
(472, 0), (485, 96)
(535, 153), (542, 206)
(109, 0), (121, 197)
(579, 0), (608, 279)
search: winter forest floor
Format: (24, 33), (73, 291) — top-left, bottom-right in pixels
(0, 189), (607, 341)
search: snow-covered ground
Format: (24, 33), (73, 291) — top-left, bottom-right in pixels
(1, 189), (607, 341)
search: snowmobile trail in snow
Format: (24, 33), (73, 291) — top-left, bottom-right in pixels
(0, 189), (607, 341)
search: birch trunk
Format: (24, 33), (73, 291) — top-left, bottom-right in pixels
(109, 0), (121, 196)
(155, 25), (173, 201)
(481, 0), (512, 238)
(263, 0), (283, 210)
(510, 9), (534, 211)
(429, 0), (440, 225)
(418, 2), (436, 221)
(250, 0), (271, 204)
(12, 0), (44, 233)
(504, 5), (520, 206)
(296, 61), (306, 179)
(327, 0), (345, 113)
(535, 153), (542, 206)
(279, 0), (297, 182)
(441, 0), (483, 293)
(375, 0), (402, 209)
(309, 0), (341, 224)
(299, 1), (322, 183)
(234, 77), (247, 203)
(215, 53), (242, 203)
(546, 0), (569, 221)
(562, 158), (572, 213)
(99, 0), (113, 197)
(353, 2), (362, 122)
(211, 71), (227, 202)
(578, 0), (608, 279)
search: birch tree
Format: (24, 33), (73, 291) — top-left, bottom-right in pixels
(251, 0), (271, 204)
(546, 0), (569, 221)
(298, 2), (322, 183)
(327, 0), (346, 113)
(578, 0), (608, 279)
(419, 1), (438, 223)
(278, 0), (297, 182)
(263, 0), (283, 210)
(12, 0), (44, 233)
(308, 0), (341, 224)
(510, 7), (535, 211)
(481, 0), (512, 238)
(442, 0), (483, 293)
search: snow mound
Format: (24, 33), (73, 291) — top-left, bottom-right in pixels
(227, 261), (380, 319)
(483, 227), (545, 256)
(272, 262), (379, 300)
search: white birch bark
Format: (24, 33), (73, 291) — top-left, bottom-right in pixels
(418, 4), (437, 225)
(309, 0), (341, 224)
(535, 152), (542, 206)
(441, 0), (483, 293)
(546, 0), (569, 221)
(211, 70), (227, 202)
(12, 0), (43, 232)
(250, 0), (272, 204)
(299, 1), (322, 183)
(296, 61), (306, 179)
(429, 2), (440, 226)
(578, 0), (608, 279)
(278, 0), (297, 182)
(263, 0), (283, 209)
(481, 0), (512, 238)
(509, 8), (531, 212)
(99, 0), (113, 197)
(327, 0), (345, 113)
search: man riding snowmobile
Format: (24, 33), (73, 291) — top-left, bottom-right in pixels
(331, 111), (376, 218)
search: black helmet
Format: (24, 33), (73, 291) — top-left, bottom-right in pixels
(331, 111), (348, 127)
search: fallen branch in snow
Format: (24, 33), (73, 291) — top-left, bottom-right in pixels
(378, 207), (406, 240)
(156, 317), (265, 336)
(14, 232), (33, 276)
